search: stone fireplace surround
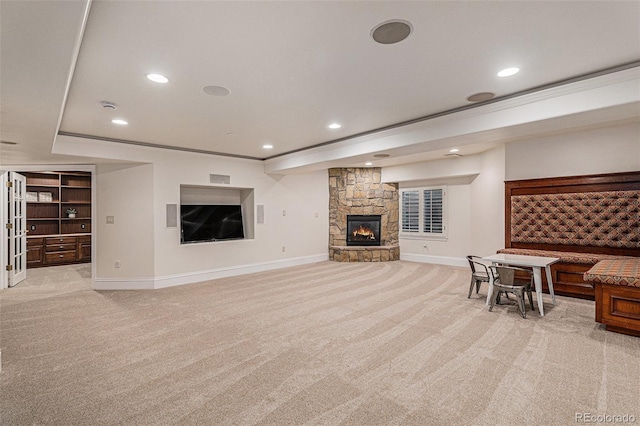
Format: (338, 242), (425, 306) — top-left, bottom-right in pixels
(329, 168), (400, 262)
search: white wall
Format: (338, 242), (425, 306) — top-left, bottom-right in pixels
(55, 135), (329, 289)
(382, 148), (505, 266)
(151, 152), (328, 280)
(52, 122), (638, 281)
(96, 163), (155, 279)
(398, 184), (472, 261)
(506, 122), (640, 180)
(470, 144), (505, 257)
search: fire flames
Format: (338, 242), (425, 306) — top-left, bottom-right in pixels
(352, 225), (376, 240)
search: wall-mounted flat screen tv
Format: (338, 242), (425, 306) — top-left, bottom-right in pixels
(180, 204), (244, 243)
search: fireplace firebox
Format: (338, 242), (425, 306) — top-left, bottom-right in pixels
(346, 215), (381, 246)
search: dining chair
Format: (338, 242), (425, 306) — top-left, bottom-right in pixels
(488, 265), (535, 318)
(466, 255), (491, 298)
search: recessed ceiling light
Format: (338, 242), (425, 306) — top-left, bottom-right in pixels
(111, 119), (128, 125)
(263, 144), (273, 149)
(371, 20), (413, 44)
(497, 67), (519, 77)
(146, 73), (169, 84)
(328, 123), (341, 129)
(203, 85), (230, 96)
(449, 148), (459, 153)
(466, 92), (495, 102)
(365, 162), (373, 166)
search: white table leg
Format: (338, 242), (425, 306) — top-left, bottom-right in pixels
(532, 266), (545, 316)
(545, 266), (556, 304)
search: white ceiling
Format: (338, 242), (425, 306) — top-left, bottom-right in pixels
(1, 1), (639, 168)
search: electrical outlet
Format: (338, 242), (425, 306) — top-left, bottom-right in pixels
(315, 212), (319, 218)
(115, 260), (121, 268)
(282, 210), (286, 216)
(282, 246), (286, 252)
(106, 216), (115, 224)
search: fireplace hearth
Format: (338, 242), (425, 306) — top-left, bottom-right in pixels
(347, 215), (381, 246)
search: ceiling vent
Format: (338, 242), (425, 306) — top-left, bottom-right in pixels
(100, 101), (118, 110)
(210, 174), (230, 184)
(466, 92), (495, 102)
(444, 153), (463, 158)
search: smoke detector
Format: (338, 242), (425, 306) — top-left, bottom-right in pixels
(100, 101), (118, 110)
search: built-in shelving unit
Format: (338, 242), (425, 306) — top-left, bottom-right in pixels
(23, 171), (92, 268)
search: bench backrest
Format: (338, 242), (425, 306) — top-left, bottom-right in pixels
(505, 172), (640, 257)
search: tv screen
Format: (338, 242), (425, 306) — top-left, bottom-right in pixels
(180, 204), (244, 243)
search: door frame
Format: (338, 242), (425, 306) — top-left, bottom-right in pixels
(0, 165), (96, 289)
(0, 170), (8, 290)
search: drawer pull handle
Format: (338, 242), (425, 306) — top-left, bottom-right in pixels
(59, 246), (64, 249)
(59, 255), (63, 258)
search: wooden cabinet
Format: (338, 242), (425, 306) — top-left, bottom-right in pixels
(27, 234), (91, 268)
(23, 171), (92, 268)
(26, 237), (45, 268)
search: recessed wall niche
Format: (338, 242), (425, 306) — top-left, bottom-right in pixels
(179, 185), (255, 241)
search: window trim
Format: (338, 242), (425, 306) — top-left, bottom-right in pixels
(399, 185), (448, 240)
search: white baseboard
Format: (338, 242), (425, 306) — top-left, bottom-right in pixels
(93, 277), (155, 290)
(92, 253), (328, 290)
(400, 253), (467, 268)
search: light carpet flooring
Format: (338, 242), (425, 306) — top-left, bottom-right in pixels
(1, 261), (638, 425)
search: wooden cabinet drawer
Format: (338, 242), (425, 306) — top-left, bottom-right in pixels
(45, 250), (77, 264)
(45, 236), (77, 245)
(46, 243), (76, 252)
(77, 235), (91, 243)
(27, 237), (44, 247)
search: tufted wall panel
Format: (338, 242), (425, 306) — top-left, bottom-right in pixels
(510, 191), (640, 249)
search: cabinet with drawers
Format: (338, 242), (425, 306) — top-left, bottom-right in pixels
(27, 234), (91, 268)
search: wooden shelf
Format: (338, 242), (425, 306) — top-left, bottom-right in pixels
(22, 171), (92, 268)
(27, 184), (60, 188)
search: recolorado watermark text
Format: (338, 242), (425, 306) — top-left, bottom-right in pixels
(576, 413), (636, 423)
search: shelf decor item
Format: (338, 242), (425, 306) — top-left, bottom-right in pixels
(26, 191), (38, 202)
(66, 208), (77, 219)
(38, 192), (53, 202)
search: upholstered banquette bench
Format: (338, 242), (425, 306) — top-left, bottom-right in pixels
(584, 258), (640, 336)
(502, 172), (640, 300)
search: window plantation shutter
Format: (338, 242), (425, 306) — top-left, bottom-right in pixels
(423, 188), (443, 234)
(402, 190), (419, 232)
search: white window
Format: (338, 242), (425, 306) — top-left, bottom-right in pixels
(400, 186), (447, 239)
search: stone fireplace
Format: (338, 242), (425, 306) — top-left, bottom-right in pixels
(329, 168), (400, 262)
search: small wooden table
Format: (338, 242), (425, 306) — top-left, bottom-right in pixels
(482, 253), (560, 317)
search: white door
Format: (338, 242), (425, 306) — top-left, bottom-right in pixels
(7, 172), (27, 286)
